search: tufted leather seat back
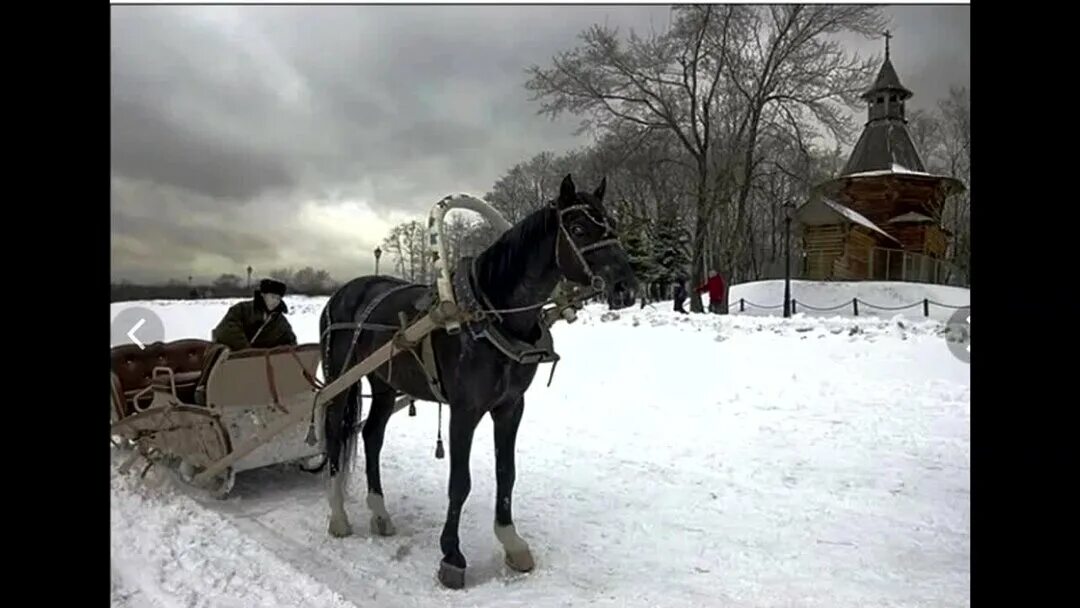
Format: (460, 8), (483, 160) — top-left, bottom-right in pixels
(110, 339), (213, 416)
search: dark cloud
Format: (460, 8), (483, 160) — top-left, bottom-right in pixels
(110, 4), (968, 283)
(110, 99), (297, 200)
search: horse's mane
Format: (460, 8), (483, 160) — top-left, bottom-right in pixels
(475, 205), (558, 300)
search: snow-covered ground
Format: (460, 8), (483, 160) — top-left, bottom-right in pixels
(111, 287), (970, 608)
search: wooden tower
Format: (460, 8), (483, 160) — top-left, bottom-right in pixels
(795, 32), (966, 284)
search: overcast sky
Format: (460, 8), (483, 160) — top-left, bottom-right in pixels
(111, 4), (970, 284)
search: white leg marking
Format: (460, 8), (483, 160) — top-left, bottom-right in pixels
(495, 523), (535, 572)
(367, 492), (396, 536)
(494, 523), (530, 553)
(328, 475), (352, 537)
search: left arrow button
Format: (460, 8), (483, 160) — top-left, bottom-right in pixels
(127, 318), (147, 350)
(111, 307), (165, 348)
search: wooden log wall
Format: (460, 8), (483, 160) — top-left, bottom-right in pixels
(887, 223), (928, 253)
(844, 228), (877, 279)
(803, 224), (846, 279)
(833, 177), (947, 227)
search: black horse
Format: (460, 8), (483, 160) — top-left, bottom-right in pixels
(319, 174), (637, 589)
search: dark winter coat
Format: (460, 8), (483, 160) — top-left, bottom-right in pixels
(211, 291), (298, 351)
(673, 283), (688, 301)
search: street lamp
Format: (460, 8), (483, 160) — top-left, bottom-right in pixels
(374, 246), (382, 276)
(783, 201), (795, 318)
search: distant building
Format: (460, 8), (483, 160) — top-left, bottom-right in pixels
(795, 34), (966, 284)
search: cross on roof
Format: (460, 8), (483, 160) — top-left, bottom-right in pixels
(883, 30), (892, 59)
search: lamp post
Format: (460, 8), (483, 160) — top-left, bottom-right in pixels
(374, 246), (382, 276)
(783, 201), (795, 318)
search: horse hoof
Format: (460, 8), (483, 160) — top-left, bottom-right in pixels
(370, 515), (396, 537)
(438, 560), (466, 589)
(505, 549), (535, 573)
(328, 518), (353, 538)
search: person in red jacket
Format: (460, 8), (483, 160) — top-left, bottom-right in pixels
(696, 270), (727, 314)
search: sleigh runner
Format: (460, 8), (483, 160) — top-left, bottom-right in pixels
(110, 193), (593, 498)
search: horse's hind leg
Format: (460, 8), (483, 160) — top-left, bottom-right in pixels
(326, 384), (360, 538)
(363, 374), (398, 536)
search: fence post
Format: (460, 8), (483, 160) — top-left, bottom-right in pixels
(853, 298), (859, 316)
(791, 299), (797, 314)
(739, 298), (745, 312)
(923, 298), (929, 317)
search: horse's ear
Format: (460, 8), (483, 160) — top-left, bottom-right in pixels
(594, 176), (607, 201)
(558, 174), (576, 207)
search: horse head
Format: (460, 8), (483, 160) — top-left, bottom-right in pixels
(553, 174), (638, 309)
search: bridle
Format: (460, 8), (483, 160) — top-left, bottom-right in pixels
(453, 197), (628, 323)
(553, 200), (623, 293)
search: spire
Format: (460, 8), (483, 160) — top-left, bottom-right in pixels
(841, 31), (926, 175)
(860, 31), (913, 103)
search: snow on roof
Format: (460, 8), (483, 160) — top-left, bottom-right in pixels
(891, 163), (931, 175)
(822, 199), (901, 244)
(845, 165), (934, 178)
(888, 212), (935, 223)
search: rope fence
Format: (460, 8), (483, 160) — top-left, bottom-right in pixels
(736, 297), (968, 317)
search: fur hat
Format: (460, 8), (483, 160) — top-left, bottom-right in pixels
(259, 278), (287, 296)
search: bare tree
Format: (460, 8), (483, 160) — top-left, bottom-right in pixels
(716, 4), (886, 281)
(526, 6), (745, 311)
(936, 86), (970, 283)
(268, 268), (294, 285)
(292, 266), (334, 294)
(380, 224), (409, 279)
(526, 4), (884, 310)
(213, 273), (242, 291)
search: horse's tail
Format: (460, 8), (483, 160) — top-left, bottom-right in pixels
(321, 289), (362, 492)
(319, 301), (332, 382)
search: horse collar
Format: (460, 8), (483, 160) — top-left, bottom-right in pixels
(450, 257), (560, 366)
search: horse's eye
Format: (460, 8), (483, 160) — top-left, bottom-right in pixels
(571, 224), (586, 237)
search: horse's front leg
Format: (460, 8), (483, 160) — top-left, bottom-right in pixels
(491, 396), (534, 573)
(438, 404), (484, 589)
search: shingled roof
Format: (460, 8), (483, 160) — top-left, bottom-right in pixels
(842, 35), (924, 176)
(842, 121), (926, 175)
(861, 56), (913, 101)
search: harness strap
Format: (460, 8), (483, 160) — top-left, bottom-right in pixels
(250, 313), (274, 346)
(288, 349), (323, 390)
(264, 350), (286, 413)
(340, 283), (418, 377)
(421, 333), (449, 403)
(470, 256), (503, 324)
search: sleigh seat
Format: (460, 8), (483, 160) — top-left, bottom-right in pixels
(199, 344), (322, 410)
(110, 339), (214, 420)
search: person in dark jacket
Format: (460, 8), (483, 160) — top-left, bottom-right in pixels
(672, 277), (689, 314)
(211, 278), (298, 351)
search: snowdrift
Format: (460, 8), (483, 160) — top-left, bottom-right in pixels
(728, 279), (969, 322)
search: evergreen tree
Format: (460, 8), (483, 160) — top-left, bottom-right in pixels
(650, 216), (691, 297)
